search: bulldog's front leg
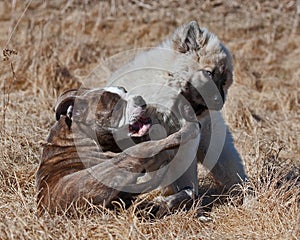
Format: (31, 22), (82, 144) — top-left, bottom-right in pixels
(49, 121), (199, 211)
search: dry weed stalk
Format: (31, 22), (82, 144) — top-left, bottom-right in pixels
(1, 49), (18, 130)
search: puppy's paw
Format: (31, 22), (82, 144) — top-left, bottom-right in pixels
(196, 209), (212, 222)
(152, 196), (172, 218)
(152, 188), (195, 218)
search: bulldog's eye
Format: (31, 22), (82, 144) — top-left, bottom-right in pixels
(117, 86), (127, 93)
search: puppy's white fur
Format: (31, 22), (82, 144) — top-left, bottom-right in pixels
(107, 21), (247, 209)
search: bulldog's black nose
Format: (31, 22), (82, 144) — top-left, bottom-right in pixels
(133, 96), (146, 108)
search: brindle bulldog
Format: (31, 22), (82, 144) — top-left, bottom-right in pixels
(36, 86), (200, 213)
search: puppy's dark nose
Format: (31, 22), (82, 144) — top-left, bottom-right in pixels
(133, 96), (146, 108)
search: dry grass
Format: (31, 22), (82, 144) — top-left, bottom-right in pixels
(0, 0), (299, 239)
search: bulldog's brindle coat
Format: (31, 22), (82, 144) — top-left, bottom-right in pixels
(36, 87), (200, 213)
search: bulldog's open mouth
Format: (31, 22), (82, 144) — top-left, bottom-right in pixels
(129, 116), (152, 137)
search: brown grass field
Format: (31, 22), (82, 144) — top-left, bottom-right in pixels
(0, 0), (299, 239)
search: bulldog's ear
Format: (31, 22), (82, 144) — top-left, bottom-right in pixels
(54, 96), (76, 121)
(54, 89), (79, 120)
(173, 21), (201, 53)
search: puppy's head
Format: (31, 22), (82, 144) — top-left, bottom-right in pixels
(171, 21), (233, 115)
(55, 86), (152, 151)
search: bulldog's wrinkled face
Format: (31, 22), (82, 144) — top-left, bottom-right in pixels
(55, 86), (152, 151)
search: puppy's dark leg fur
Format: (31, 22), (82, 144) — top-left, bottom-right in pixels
(154, 187), (195, 217)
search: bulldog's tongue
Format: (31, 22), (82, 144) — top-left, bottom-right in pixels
(132, 123), (151, 137)
(129, 118), (151, 137)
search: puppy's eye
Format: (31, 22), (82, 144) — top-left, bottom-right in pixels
(205, 70), (213, 77)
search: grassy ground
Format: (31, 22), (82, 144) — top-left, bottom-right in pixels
(0, 0), (299, 239)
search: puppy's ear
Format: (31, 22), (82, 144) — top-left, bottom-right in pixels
(172, 21), (201, 53)
(54, 89), (79, 120)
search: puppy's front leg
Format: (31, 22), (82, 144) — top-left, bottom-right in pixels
(198, 112), (248, 189)
(152, 120), (200, 217)
(155, 187), (195, 217)
(153, 155), (199, 216)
